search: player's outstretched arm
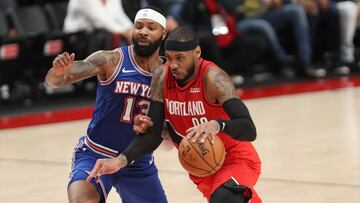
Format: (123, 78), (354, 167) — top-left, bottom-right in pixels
(45, 50), (120, 88)
(187, 66), (257, 142)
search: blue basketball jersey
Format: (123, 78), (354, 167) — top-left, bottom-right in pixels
(86, 45), (152, 157)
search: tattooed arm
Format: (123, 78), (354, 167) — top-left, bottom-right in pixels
(207, 66), (256, 141)
(44, 50), (120, 88)
(186, 65), (257, 143)
(205, 65), (238, 105)
(149, 64), (166, 102)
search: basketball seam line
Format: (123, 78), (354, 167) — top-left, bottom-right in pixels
(187, 137), (217, 171)
(179, 154), (210, 176)
(215, 138), (225, 167)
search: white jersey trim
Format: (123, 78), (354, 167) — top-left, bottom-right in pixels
(129, 45), (152, 77)
(165, 119), (186, 138)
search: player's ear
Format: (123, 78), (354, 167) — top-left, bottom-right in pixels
(195, 46), (201, 58)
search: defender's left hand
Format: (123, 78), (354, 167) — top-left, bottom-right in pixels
(86, 155), (127, 182)
(185, 120), (220, 144)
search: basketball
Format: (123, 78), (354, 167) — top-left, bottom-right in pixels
(178, 135), (225, 177)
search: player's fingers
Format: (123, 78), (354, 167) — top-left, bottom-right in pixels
(133, 125), (143, 134)
(191, 129), (204, 143)
(62, 52), (70, 64)
(85, 174), (93, 183)
(52, 59), (61, 68)
(186, 127), (195, 134)
(186, 127), (196, 139)
(59, 54), (70, 66)
(86, 170), (98, 183)
(210, 133), (216, 144)
(199, 132), (208, 143)
(70, 53), (75, 62)
(145, 119), (154, 127)
(134, 114), (148, 124)
(140, 115), (151, 121)
(133, 115), (141, 124)
(86, 161), (103, 182)
(56, 56), (66, 67)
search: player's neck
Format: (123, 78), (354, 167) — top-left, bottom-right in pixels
(133, 51), (161, 73)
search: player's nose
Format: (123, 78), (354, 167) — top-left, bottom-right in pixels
(169, 63), (179, 70)
(138, 27), (149, 36)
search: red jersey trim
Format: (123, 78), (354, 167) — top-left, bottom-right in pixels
(84, 136), (119, 157)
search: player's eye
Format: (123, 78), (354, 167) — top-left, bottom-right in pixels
(176, 56), (183, 61)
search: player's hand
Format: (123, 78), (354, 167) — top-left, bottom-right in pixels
(133, 114), (153, 134)
(52, 52), (75, 76)
(86, 155), (127, 182)
(185, 120), (220, 144)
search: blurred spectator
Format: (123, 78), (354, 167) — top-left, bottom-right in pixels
(64, 0), (133, 49)
(235, 15), (294, 77)
(17, 0), (66, 6)
(237, 0), (326, 78)
(300, 0), (351, 75)
(0, 0), (17, 11)
(336, 0), (358, 70)
(180, 0), (268, 80)
(121, 0), (179, 32)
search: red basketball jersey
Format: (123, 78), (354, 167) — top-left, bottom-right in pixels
(163, 58), (261, 201)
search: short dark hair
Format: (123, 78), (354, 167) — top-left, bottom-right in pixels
(142, 6), (166, 18)
(166, 26), (198, 42)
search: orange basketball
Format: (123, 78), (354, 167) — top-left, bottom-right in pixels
(178, 135), (225, 177)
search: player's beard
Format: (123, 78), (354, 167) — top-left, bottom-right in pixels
(132, 35), (163, 57)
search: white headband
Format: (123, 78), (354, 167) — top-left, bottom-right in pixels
(134, 8), (166, 29)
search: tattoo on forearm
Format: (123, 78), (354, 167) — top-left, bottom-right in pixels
(66, 50), (118, 83)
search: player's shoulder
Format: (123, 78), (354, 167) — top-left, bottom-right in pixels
(204, 63), (230, 83)
(203, 62), (237, 103)
(89, 49), (122, 65)
(153, 64), (166, 79)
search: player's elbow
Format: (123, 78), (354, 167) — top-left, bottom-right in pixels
(241, 124), (257, 142)
(249, 126), (257, 141)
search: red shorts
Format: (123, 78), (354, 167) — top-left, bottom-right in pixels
(189, 142), (262, 202)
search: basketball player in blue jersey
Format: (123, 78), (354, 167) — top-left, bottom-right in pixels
(44, 7), (168, 203)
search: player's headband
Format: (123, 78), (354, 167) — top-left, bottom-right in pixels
(134, 8), (166, 29)
(164, 37), (199, 51)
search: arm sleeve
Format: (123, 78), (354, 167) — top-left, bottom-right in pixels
(216, 98), (257, 141)
(122, 101), (165, 164)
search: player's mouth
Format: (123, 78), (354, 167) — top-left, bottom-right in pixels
(138, 38), (150, 46)
(171, 70), (181, 78)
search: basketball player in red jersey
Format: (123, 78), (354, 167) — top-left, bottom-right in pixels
(87, 26), (262, 203)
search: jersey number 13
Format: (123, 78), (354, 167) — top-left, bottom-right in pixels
(121, 96), (150, 123)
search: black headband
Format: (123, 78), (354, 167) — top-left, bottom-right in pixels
(164, 38), (199, 51)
